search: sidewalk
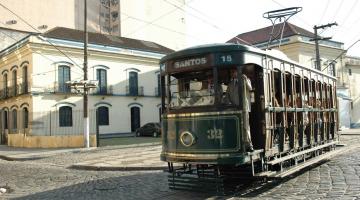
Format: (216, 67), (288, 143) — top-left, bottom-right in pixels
(69, 145), (171, 171)
(0, 142), (169, 171)
(2, 129), (358, 172)
(0, 145), (89, 161)
(339, 128), (360, 135)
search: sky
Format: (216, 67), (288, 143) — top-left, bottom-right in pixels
(185, 0), (360, 57)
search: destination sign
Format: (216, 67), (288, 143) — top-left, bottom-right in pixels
(174, 57), (207, 69)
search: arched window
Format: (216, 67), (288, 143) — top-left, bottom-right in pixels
(12, 70), (17, 96)
(3, 74), (8, 97)
(22, 66), (28, 94)
(156, 73), (161, 96)
(59, 106), (72, 127)
(12, 109), (17, 130)
(96, 69), (107, 94)
(58, 65), (71, 93)
(97, 106), (109, 125)
(23, 107), (29, 129)
(129, 71), (138, 96)
(130, 106), (140, 132)
(3, 110), (8, 129)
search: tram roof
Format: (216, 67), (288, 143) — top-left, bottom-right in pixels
(160, 43), (336, 80)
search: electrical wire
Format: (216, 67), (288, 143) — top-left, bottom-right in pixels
(0, 23), (83, 76)
(318, 0), (330, 25)
(163, 0), (255, 46)
(121, 11), (205, 42)
(123, 0), (193, 38)
(270, 0), (312, 27)
(0, 2), (85, 72)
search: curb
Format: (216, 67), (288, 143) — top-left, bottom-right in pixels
(68, 164), (168, 171)
(96, 142), (161, 151)
(0, 143), (161, 162)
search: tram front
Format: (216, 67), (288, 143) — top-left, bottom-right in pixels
(160, 44), (257, 166)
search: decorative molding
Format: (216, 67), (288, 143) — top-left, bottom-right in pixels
(53, 61), (74, 67)
(92, 65), (110, 70)
(94, 102), (112, 107)
(20, 61), (29, 68)
(2, 70), (9, 75)
(124, 68), (140, 72)
(20, 103), (30, 108)
(127, 102), (143, 107)
(10, 105), (19, 110)
(54, 102), (76, 107)
(10, 65), (18, 71)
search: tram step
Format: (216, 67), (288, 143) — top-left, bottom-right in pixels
(266, 141), (337, 165)
(269, 148), (342, 178)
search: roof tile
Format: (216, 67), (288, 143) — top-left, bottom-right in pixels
(42, 27), (174, 54)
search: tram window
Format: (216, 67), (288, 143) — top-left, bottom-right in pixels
(285, 73), (292, 107)
(273, 70), (282, 107)
(168, 70), (216, 108)
(295, 75), (301, 107)
(303, 78), (309, 106)
(310, 80), (316, 107)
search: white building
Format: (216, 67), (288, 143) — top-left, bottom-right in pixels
(0, 27), (172, 147)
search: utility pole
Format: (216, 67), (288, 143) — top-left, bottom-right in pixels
(312, 22), (337, 70)
(83, 0), (90, 148)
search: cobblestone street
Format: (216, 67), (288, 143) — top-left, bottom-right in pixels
(0, 134), (359, 200)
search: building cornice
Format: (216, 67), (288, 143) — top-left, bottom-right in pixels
(30, 43), (161, 66)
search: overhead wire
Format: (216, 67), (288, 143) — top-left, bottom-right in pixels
(121, 11), (205, 43)
(0, 22), (83, 76)
(123, 0), (194, 38)
(0, 2), (84, 72)
(318, 0), (330, 25)
(162, 0), (255, 46)
(270, 0), (312, 27)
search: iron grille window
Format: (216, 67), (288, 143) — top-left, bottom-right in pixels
(129, 71), (138, 96)
(12, 109), (17, 130)
(4, 110), (8, 129)
(3, 74), (8, 96)
(22, 66), (28, 93)
(59, 106), (73, 127)
(23, 107), (28, 128)
(97, 69), (107, 94)
(58, 65), (71, 92)
(98, 106), (109, 126)
(12, 70), (17, 96)
(157, 73), (161, 96)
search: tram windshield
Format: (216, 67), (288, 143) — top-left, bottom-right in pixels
(167, 68), (240, 109)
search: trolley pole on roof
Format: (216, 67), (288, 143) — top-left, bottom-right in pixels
(83, 0), (90, 148)
(311, 22), (337, 71)
(263, 7), (302, 49)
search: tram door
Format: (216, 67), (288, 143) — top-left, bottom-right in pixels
(245, 65), (264, 149)
(131, 107), (140, 132)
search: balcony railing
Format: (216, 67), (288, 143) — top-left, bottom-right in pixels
(0, 82), (29, 100)
(125, 85), (144, 96)
(91, 85), (113, 95)
(155, 87), (161, 97)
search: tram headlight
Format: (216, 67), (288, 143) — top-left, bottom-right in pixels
(180, 131), (195, 147)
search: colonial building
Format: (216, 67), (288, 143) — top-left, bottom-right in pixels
(344, 56), (360, 128)
(227, 22), (353, 128)
(0, 27), (172, 147)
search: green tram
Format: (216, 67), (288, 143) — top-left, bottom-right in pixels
(159, 43), (338, 191)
